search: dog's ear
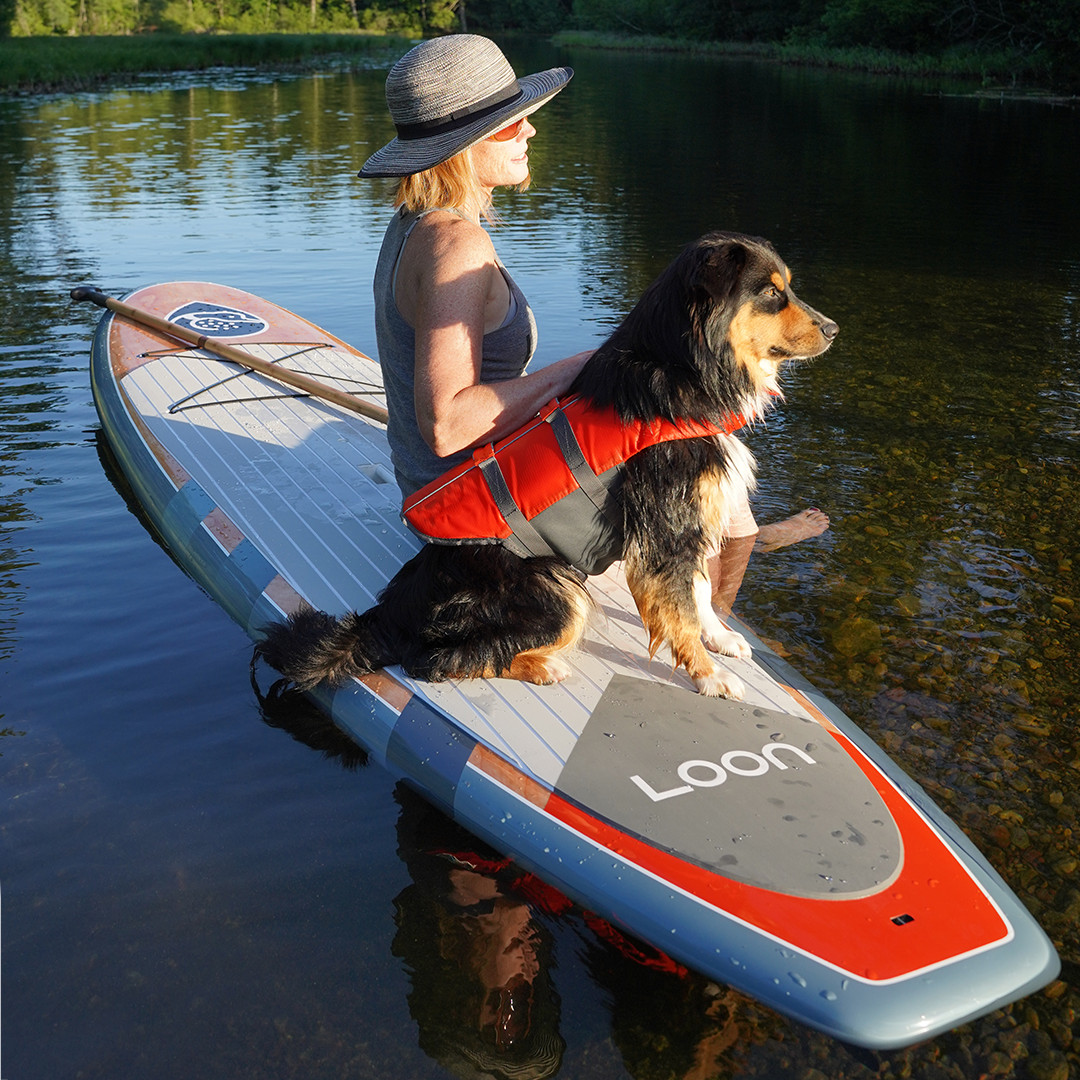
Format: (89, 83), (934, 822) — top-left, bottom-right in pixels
(696, 240), (749, 305)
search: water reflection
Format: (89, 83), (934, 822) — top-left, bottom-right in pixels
(392, 787), (565, 1079)
(249, 679), (777, 1080)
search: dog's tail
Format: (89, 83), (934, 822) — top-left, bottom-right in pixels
(253, 606), (395, 691)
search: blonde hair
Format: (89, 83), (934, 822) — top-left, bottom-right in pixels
(394, 145), (530, 225)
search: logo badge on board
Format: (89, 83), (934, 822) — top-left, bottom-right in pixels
(166, 302), (269, 338)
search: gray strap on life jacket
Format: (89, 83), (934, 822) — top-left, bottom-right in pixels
(477, 454), (558, 560)
(546, 407), (624, 533)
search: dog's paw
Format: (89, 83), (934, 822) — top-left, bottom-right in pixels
(692, 668), (746, 699)
(702, 626), (752, 660)
(536, 656), (574, 684)
(509, 652), (574, 685)
(694, 580), (753, 660)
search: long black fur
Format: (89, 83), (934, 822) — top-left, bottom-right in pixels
(571, 234), (757, 426)
(255, 231), (835, 692)
(256, 546), (588, 689)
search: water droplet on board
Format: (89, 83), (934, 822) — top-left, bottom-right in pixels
(822, 990), (838, 1001)
(790, 972), (808, 988)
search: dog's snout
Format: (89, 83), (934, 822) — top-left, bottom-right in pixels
(820, 319), (839, 341)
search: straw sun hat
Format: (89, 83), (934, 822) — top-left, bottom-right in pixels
(358, 35), (572, 179)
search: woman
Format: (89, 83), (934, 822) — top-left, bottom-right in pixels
(359, 35), (592, 498)
(360, 36), (829, 606)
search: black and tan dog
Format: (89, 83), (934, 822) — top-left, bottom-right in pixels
(255, 232), (837, 698)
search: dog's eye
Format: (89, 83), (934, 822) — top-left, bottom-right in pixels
(763, 284), (783, 299)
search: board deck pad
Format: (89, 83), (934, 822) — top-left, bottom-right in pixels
(87, 281), (1060, 1050)
(557, 675), (901, 897)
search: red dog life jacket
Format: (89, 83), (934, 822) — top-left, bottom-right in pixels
(402, 396), (742, 576)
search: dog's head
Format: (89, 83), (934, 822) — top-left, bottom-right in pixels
(691, 232), (838, 400)
(577, 232), (837, 426)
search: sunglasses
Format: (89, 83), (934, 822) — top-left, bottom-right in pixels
(488, 116), (527, 142)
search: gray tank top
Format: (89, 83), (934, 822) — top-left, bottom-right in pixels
(373, 207), (538, 498)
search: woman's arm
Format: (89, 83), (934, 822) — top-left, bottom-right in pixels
(397, 213), (592, 458)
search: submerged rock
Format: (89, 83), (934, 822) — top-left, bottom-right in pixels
(833, 617), (883, 658)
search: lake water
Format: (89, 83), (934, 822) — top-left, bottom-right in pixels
(3, 41), (1079, 1080)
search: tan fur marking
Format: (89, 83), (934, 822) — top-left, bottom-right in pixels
(624, 565), (716, 681)
(729, 290), (827, 386)
(770, 271), (786, 290)
(727, 301), (760, 371)
(779, 301), (825, 352)
(697, 469), (729, 541)
(505, 582), (591, 684)
(727, 302), (783, 396)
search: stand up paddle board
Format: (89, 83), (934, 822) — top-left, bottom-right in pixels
(84, 281), (1059, 1049)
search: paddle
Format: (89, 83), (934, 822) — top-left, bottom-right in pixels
(71, 286), (389, 424)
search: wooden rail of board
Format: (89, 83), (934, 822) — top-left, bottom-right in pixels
(72, 286), (389, 425)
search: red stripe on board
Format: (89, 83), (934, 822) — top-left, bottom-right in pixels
(544, 722), (1008, 982)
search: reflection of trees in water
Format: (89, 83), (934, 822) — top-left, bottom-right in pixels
(25, 75), (393, 222)
(249, 673), (785, 1080)
(0, 101), (107, 665)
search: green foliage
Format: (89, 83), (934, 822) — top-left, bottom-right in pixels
(8, 0), (459, 36)
(0, 31), (412, 89)
(565, 0), (807, 42)
(818, 0), (940, 51)
(2, 0), (1075, 88)
(570, 0), (675, 37)
(465, 0), (570, 35)
(558, 0), (1077, 87)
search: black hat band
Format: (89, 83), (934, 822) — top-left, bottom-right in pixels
(395, 83), (524, 142)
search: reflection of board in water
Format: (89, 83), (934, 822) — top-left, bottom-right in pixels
(87, 280), (1059, 1049)
(251, 682), (779, 1080)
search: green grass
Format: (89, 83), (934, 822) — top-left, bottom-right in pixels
(0, 32), (415, 94)
(551, 30), (1057, 90)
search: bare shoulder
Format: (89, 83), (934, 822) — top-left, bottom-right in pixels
(398, 211), (501, 326)
(409, 211), (496, 280)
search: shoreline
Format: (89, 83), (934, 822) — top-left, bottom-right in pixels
(0, 32), (416, 95)
(549, 31), (1075, 99)
(2, 29), (1074, 100)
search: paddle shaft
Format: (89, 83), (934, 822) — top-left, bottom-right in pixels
(71, 286), (389, 424)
